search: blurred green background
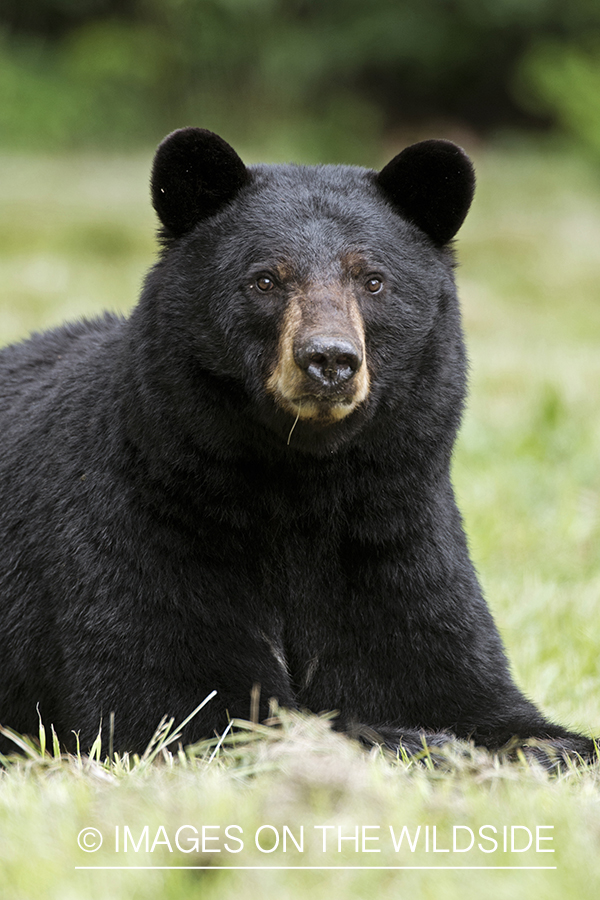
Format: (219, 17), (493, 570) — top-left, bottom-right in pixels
(0, 0), (599, 718)
(2, 0), (600, 161)
(2, 5), (600, 900)
(1, 0), (599, 739)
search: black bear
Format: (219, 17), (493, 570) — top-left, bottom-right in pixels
(0, 128), (595, 762)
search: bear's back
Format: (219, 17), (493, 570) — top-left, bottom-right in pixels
(0, 314), (123, 412)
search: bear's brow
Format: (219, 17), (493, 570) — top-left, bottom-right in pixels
(273, 261), (296, 282)
(340, 251), (371, 274)
(270, 253), (375, 283)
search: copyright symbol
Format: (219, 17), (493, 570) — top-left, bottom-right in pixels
(77, 827), (103, 852)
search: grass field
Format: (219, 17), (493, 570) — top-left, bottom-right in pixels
(0, 140), (599, 898)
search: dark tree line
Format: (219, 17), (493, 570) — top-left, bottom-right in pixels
(1, 0), (600, 156)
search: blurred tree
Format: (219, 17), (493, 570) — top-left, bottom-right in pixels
(0, 1), (137, 37)
(518, 37), (600, 160)
(1, 0), (600, 159)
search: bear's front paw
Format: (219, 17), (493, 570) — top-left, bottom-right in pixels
(518, 734), (598, 770)
(341, 721), (456, 760)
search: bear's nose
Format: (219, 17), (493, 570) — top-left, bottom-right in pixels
(294, 337), (362, 387)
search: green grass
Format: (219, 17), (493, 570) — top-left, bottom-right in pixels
(1, 141), (600, 898)
(456, 145), (600, 736)
(0, 151), (154, 342)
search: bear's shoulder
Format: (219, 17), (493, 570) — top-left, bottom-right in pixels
(0, 313), (123, 373)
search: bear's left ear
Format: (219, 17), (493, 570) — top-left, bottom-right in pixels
(375, 140), (475, 245)
(151, 127), (250, 237)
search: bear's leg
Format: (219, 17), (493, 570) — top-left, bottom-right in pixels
(12, 620), (299, 756)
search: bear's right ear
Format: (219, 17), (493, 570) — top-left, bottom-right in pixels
(151, 127), (250, 237)
(375, 139), (475, 245)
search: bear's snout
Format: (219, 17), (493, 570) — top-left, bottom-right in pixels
(266, 290), (371, 425)
(293, 335), (362, 389)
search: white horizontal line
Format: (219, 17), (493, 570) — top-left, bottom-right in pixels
(75, 865), (557, 871)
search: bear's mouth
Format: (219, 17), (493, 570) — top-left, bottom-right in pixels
(267, 351), (370, 425)
(279, 391), (361, 424)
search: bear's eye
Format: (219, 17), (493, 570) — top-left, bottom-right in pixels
(365, 276), (383, 294)
(255, 274), (276, 292)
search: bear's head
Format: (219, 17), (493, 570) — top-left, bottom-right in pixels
(144, 128), (475, 457)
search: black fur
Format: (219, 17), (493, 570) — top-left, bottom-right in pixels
(151, 128), (250, 237)
(0, 130), (595, 762)
(377, 139), (476, 245)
